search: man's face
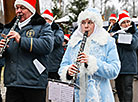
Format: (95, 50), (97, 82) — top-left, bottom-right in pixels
(81, 19), (95, 37)
(120, 20), (131, 28)
(15, 5), (33, 22)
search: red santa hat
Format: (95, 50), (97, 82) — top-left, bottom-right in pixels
(64, 34), (71, 41)
(119, 10), (129, 16)
(41, 9), (54, 21)
(118, 13), (131, 25)
(109, 14), (117, 21)
(14, 0), (36, 14)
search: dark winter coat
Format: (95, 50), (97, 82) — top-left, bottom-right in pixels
(0, 23), (4, 74)
(111, 21), (138, 74)
(46, 22), (64, 72)
(1, 13), (54, 89)
(104, 22), (116, 33)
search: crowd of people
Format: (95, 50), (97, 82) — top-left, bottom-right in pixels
(0, 0), (138, 102)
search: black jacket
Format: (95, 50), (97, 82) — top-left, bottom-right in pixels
(111, 21), (138, 74)
(46, 22), (64, 72)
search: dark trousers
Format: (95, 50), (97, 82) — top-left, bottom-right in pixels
(0, 94), (2, 102)
(115, 74), (134, 102)
(6, 87), (46, 102)
(48, 72), (60, 80)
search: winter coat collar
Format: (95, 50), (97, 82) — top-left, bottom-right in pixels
(111, 21), (137, 34)
(4, 13), (46, 28)
(69, 25), (109, 47)
(51, 21), (59, 30)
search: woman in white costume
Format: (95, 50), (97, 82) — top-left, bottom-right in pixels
(58, 8), (120, 102)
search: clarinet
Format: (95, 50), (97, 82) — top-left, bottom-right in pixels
(0, 15), (21, 57)
(71, 31), (88, 88)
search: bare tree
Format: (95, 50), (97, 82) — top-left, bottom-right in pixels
(92, 0), (95, 8)
(132, 0), (136, 16)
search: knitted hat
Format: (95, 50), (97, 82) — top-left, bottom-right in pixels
(109, 14), (117, 21)
(14, 0), (36, 14)
(77, 8), (103, 28)
(41, 9), (53, 21)
(118, 13), (131, 25)
(64, 34), (71, 41)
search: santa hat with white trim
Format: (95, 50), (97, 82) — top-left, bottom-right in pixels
(118, 10), (129, 16)
(118, 13), (131, 25)
(109, 14), (117, 21)
(41, 9), (54, 21)
(64, 34), (71, 41)
(14, 0), (36, 14)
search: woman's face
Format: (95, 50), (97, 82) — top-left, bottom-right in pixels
(120, 20), (131, 28)
(81, 19), (95, 37)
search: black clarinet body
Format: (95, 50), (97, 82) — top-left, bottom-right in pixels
(0, 16), (21, 57)
(72, 31), (88, 86)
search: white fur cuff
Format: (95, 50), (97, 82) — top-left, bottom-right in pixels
(87, 55), (98, 75)
(59, 65), (71, 82)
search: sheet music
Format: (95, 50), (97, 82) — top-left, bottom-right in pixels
(118, 33), (132, 44)
(48, 81), (74, 102)
(33, 59), (46, 74)
(48, 81), (61, 102)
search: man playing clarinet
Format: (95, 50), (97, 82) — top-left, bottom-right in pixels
(0, 0), (54, 102)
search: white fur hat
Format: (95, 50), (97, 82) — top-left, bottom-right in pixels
(77, 8), (103, 28)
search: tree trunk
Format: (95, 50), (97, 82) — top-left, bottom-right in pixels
(133, 0), (135, 16)
(3, 0), (40, 24)
(3, 0), (16, 24)
(36, 0), (40, 14)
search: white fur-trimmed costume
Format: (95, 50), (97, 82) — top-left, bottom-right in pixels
(58, 8), (120, 102)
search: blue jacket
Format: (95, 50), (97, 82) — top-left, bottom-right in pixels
(46, 22), (64, 72)
(111, 21), (138, 74)
(58, 27), (120, 102)
(1, 13), (54, 89)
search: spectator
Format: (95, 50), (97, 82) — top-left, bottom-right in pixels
(0, 0), (54, 102)
(58, 7), (120, 102)
(41, 9), (64, 80)
(111, 11), (138, 102)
